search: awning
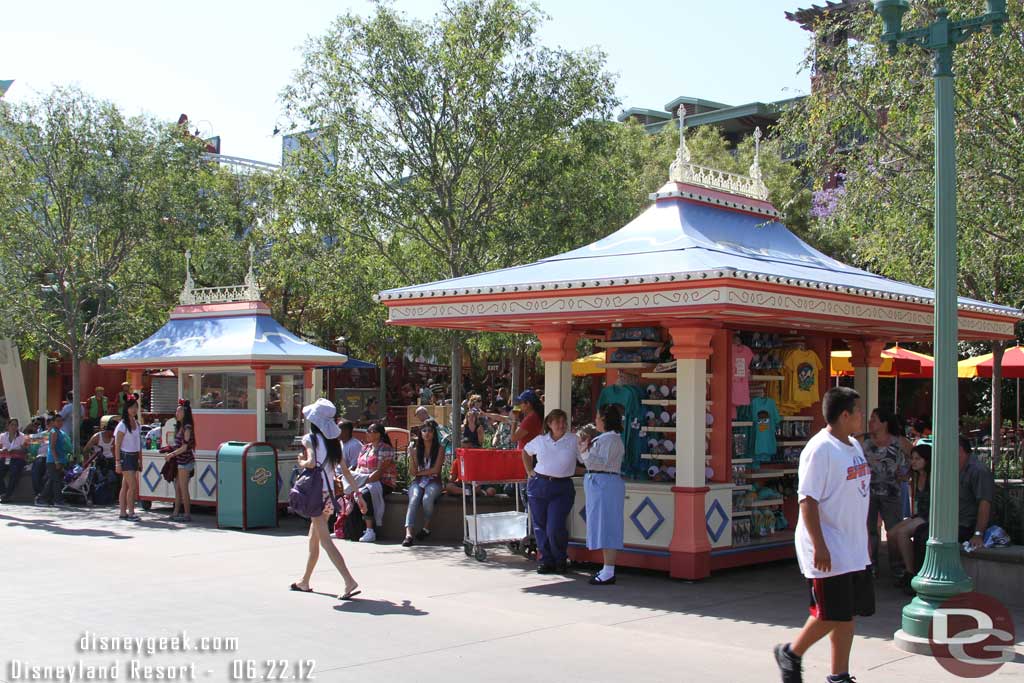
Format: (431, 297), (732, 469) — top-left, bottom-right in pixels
(319, 358), (378, 370)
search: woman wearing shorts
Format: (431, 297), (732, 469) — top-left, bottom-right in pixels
(166, 400), (196, 522)
(114, 395), (142, 521)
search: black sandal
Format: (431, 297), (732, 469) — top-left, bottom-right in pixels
(402, 536), (415, 547)
(415, 528), (431, 541)
(289, 583), (313, 593)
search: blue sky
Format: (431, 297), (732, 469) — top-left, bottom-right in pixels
(1, 1), (813, 164)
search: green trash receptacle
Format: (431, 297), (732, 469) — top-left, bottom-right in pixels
(217, 441), (279, 530)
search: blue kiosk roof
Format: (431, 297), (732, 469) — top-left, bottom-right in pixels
(379, 178), (1021, 341)
(99, 309), (347, 368)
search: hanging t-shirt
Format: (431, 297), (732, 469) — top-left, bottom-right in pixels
(731, 343), (754, 408)
(598, 384), (644, 478)
(750, 397), (781, 460)
(795, 429), (871, 578)
(784, 348), (823, 410)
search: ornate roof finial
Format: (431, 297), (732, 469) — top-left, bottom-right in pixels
(179, 249), (196, 305)
(748, 127), (764, 183)
(244, 244), (259, 299)
(669, 105), (692, 182)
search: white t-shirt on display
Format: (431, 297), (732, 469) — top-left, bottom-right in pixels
(524, 432), (579, 478)
(302, 433), (332, 493)
(114, 421), (142, 453)
(795, 428), (871, 579)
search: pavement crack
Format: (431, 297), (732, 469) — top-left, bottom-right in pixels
(867, 653), (916, 670)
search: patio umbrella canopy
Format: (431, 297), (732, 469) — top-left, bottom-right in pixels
(573, 351), (605, 376)
(958, 344), (1024, 379)
(883, 344), (934, 378)
(830, 351), (922, 378)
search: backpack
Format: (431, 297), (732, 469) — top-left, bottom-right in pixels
(288, 434), (338, 519)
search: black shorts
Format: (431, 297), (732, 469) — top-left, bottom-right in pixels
(807, 568), (875, 622)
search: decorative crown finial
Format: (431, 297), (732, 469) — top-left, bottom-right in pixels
(669, 105), (692, 182)
(179, 250), (196, 305)
(748, 127), (763, 183)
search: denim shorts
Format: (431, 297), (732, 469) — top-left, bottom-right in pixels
(120, 451), (140, 472)
(178, 461), (195, 473)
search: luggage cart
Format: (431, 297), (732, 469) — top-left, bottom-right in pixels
(457, 448), (534, 562)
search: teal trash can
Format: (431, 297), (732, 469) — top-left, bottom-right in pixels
(217, 441), (279, 530)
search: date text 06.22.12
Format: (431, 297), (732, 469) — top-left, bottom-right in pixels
(229, 659), (316, 681)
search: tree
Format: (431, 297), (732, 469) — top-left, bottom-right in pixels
(280, 0), (617, 433)
(0, 87), (227, 450)
(778, 1), (1024, 452)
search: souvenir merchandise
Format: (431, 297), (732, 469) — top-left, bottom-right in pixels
(731, 340), (754, 408)
(749, 397), (781, 462)
(598, 383), (646, 478)
(610, 326), (660, 342)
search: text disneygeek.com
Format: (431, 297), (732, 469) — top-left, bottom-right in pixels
(4, 631), (319, 682)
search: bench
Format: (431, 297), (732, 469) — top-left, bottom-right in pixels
(378, 491), (518, 543)
(960, 545), (1024, 606)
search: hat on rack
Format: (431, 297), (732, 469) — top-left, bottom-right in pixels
(302, 398), (341, 439)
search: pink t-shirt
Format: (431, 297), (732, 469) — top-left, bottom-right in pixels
(732, 343), (754, 407)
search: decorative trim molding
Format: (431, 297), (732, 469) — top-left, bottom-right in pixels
(386, 284), (1016, 338)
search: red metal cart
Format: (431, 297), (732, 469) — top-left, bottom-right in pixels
(456, 448), (534, 562)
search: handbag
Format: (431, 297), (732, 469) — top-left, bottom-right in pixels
(160, 458), (177, 483)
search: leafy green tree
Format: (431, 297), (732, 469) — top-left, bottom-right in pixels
(0, 87), (234, 449)
(778, 0), (1024, 451)
(280, 0), (617, 431)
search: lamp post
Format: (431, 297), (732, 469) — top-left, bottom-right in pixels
(871, 0), (1007, 652)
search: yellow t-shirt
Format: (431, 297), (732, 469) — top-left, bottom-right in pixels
(784, 349), (823, 409)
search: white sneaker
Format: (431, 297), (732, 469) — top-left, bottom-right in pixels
(358, 529), (377, 543)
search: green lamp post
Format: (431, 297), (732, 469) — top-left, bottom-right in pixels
(871, 0), (1007, 652)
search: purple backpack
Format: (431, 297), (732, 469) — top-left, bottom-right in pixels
(289, 434), (341, 518)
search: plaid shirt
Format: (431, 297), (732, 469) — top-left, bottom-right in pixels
(356, 443), (397, 489)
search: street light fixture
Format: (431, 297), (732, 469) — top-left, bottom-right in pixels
(871, 0), (1007, 653)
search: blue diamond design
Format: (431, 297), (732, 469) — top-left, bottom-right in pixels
(705, 499), (729, 543)
(579, 505), (587, 522)
(629, 496), (665, 540)
(199, 464), (217, 496)
(142, 462), (161, 492)
(276, 471), (283, 493)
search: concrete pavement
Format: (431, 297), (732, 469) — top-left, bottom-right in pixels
(1, 502), (1021, 683)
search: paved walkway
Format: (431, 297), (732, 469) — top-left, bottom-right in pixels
(2, 503), (1021, 683)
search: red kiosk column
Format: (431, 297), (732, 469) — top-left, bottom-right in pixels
(536, 329), (579, 428)
(665, 324), (717, 580)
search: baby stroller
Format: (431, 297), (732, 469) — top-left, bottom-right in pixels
(61, 452), (100, 506)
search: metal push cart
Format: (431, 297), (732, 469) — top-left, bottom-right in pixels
(457, 448), (534, 562)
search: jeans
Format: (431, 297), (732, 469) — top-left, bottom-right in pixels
(42, 462), (65, 504)
(0, 458), (26, 500)
(31, 457), (47, 495)
(405, 479), (442, 528)
(527, 476), (576, 566)
(868, 493), (903, 573)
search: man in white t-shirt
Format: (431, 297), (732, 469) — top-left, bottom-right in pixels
(775, 386), (873, 683)
(338, 421), (362, 470)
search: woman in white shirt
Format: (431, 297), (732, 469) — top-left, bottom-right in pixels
(0, 419), (28, 503)
(578, 405), (626, 585)
(523, 409), (579, 575)
(291, 399), (366, 600)
(114, 396), (143, 521)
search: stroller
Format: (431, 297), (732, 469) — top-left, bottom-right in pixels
(61, 451), (101, 506)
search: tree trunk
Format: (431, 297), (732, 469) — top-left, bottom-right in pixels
(991, 340), (1004, 473)
(450, 335), (463, 447)
(71, 352), (81, 458)
(510, 350), (521, 403)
